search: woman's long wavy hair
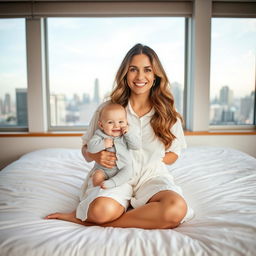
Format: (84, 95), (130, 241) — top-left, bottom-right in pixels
(110, 43), (182, 149)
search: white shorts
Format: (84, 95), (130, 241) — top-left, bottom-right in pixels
(76, 175), (194, 223)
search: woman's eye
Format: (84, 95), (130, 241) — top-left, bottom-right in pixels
(119, 121), (124, 124)
(129, 68), (137, 72)
(145, 68), (152, 72)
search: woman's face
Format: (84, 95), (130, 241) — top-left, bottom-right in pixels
(126, 54), (155, 97)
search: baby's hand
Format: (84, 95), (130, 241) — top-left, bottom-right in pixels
(100, 183), (106, 189)
(121, 125), (128, 134)
(104, 138), (113, 148)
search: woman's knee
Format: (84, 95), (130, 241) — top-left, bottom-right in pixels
(87, 197), (124, 224)
(162, 196), (187, 227)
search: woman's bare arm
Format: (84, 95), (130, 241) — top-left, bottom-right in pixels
(163, 152), (178, 165)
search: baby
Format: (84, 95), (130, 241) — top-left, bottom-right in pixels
(87, 103), (140, 189)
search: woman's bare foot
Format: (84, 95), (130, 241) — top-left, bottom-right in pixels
(44, 211), (94, 226)
(92, 169), (106, 187)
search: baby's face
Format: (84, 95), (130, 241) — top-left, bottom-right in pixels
(99, 108), (128, 137)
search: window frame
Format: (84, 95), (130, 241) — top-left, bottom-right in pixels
(0, 0), (255, 133)
(0, 18), (28, 132)
(209, 11), (256, 130)
(44, 16), (188, 131)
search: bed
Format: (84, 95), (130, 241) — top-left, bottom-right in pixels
(0, 146), (255, 256)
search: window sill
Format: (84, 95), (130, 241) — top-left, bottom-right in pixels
(0, 132), (83, 137)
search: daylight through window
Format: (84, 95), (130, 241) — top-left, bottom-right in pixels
(210, 18), (256, 126)
(46, 17), (185, 128)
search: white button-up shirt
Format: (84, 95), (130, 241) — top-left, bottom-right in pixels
(82, 101), (187, 184)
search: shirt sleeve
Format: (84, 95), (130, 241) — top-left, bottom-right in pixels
(165, 118), (187, 156)
(81, 101), (110, 146)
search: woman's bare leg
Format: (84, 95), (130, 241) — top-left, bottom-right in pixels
(86, 197), (125, 224)
(44, 197), (124, 226)
(100, 190), (187, 229)
(44, 211), (92, 226)
(45, 191), (187, 229)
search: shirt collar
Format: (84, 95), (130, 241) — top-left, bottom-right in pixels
(127, 100), (155, 118)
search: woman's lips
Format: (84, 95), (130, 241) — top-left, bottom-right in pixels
(134, 82), (147, 87)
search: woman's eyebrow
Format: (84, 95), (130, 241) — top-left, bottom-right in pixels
(129, 65), (152, 68)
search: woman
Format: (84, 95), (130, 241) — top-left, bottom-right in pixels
(45, 43), (193, 229)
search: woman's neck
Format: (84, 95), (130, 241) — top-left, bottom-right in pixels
(129, 94), (152, 117)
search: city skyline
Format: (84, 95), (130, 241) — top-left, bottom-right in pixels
(0, 80), (254, 127)
(1, 18), (255, 100)
(0, 17), (255, 127)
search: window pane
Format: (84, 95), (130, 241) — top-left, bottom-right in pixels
(0, 19), (28, 129)
(210, 18), (256, 125)
(47, 17), (185, 127)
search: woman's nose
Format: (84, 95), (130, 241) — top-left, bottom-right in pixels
(136, 70), (144, 80)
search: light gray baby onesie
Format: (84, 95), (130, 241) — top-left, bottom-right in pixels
(87, 128), (140, 188)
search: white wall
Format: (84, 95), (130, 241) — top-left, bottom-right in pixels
(186, 135), (256, 157)
(1, 135), (255, 170)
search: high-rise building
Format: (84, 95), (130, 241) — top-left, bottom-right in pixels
(82, 93), (90, 104)
(93, 78), (100, 104)
(240, 92), (254, 123)
(0, 98), (3, 115)
(210, 104), (222, 124)
(171, 82), (183, 114)
(219, 86), (234, 106)
(221, 106), (236, 123)
(3, 93), (11, 114)
(50, 94), (66, 125)
(16, 88), (28, 126)
(73, 93), (81, 105)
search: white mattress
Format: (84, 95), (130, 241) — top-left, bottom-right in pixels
(0, 147), (255, 256)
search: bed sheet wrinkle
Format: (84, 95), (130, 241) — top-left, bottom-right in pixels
(176, 229), (247, 256)
(0, 147), (256, 256)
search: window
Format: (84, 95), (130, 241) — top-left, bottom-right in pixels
(210, 18), (256, 126)
(46, 17), (185, 128)
(0, 19), (28, 129)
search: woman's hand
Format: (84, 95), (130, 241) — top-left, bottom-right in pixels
(87, 150), (117, 169)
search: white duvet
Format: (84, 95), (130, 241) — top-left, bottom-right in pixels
(0, 147), (255, 256)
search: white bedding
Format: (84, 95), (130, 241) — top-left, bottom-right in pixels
(0, 147), (255, 256)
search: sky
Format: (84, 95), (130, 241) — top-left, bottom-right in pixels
(0, 17), (255, 101)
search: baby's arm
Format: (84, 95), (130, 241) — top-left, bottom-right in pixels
(103, 165), (132, 188)
(123, 129), (141, 150)
(87, 134), (106, 153)
(88, 135), (114, 153)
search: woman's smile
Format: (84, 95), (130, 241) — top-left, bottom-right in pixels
(133, 81), (147, 87)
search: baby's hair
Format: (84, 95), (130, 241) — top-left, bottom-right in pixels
(99, 103), (126, 121)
